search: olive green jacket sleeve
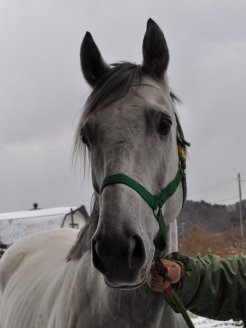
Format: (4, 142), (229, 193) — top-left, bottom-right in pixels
(165, 252), (246, 322)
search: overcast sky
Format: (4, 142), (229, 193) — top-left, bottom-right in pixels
(1, 0), (246, 213)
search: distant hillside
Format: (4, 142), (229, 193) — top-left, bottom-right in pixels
(177, 199), (246, 233)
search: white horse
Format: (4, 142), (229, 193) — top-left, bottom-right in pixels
(0, 19), (189, 327)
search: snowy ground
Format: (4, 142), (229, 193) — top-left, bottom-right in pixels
(192, 316), (243, 327)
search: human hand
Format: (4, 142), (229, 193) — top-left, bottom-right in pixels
(147, 259), (182, 293)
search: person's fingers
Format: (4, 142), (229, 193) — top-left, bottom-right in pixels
(147, 272), (162, 288)
(147, 272), (162, 284)
(147, 275), (172, 293)
(150, 262), (175, 282)
(150, 267), (162, 279)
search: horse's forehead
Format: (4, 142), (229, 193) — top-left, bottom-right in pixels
(137, 76), (173, 104)
(135, 86), (174, 113)
(96, 84), (174, 124)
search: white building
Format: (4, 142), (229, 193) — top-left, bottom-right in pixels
(0, 205), (89, 248)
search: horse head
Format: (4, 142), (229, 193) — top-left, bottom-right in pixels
(75, 19), (186, 289)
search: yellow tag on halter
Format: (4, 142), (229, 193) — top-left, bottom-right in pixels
(178, 144), (186, 160)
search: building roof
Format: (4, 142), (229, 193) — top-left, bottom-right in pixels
(0, 207), (77, 221)
(0, 206), (79, 245)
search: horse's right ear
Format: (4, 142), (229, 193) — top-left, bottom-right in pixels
(142, 19), (169, 79)
(80, 32), (110, 88)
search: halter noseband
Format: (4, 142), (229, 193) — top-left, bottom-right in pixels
(98, 117), (190, 244)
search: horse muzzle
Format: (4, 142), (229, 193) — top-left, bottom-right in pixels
(92, 232), (147, 287)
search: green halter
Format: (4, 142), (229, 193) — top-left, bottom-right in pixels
(99, 118), (190, 244)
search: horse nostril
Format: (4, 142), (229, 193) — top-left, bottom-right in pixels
(129, 235), (145, 271)
(92, 238), (107, 275)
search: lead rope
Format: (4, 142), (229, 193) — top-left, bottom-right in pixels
(154, 256), (195, 328)
(170, 293), (195, 328)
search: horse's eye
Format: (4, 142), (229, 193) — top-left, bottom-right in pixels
(157, 115), (172, 136)
(80, 129), (90, 147)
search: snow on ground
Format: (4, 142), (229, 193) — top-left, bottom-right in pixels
(192, 316), (243, 327)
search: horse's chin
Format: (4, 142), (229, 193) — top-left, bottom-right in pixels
(104, 269), (148, 291)
(105, 276), (147, 291)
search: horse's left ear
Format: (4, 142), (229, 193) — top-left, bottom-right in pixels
(80, 32), (110, 87)
(142, 19), (169, 79)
